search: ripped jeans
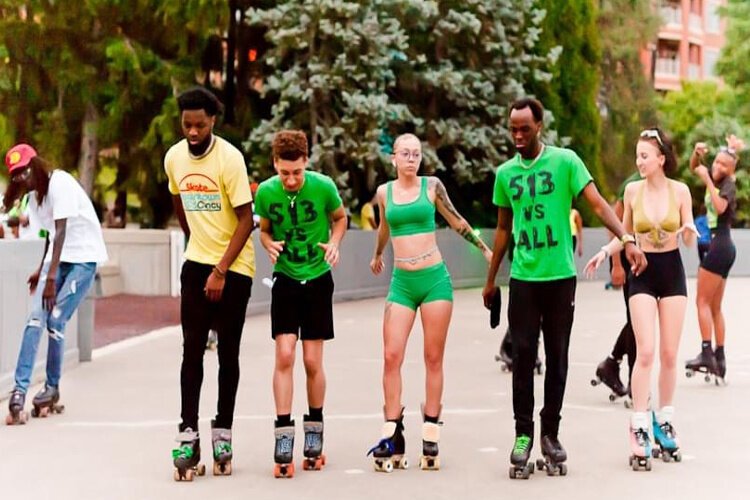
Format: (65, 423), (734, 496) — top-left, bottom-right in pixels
(13, 261), (97, 393)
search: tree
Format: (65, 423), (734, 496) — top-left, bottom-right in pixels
(530, 0), (602, 191)
(245, 0), (556, 225)
(717, 0), (750, 123)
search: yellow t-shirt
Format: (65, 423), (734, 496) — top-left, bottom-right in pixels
(360, 202), (376, 230)
(165, 136), (255, 277)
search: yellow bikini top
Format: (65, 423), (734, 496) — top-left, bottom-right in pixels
(632, 181), (680, 246)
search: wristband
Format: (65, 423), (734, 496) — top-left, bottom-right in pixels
(620, 234), (636, 246)
(213, 266), (226, 278)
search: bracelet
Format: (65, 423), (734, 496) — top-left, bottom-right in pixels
(213, 266), (226, 278)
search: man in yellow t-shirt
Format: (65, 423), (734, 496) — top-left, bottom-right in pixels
(164, 87), (254, 478)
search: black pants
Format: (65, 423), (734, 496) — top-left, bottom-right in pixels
(508, 277), (576, 438)
(610, 252), (636, 381)
(179, 260), (252, 431)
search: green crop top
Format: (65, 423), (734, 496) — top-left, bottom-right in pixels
(385, 177), (436, 237)
(632, 181), (680, 245)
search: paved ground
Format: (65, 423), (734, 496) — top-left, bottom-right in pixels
(1, 279), (748, 500)
(93, 295), (180, 348)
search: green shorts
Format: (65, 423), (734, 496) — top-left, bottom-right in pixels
(386, 262), (453, 311)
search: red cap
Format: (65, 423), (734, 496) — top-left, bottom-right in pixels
(5, 143), (37, 173)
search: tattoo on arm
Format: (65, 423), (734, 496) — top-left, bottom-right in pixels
(431, 177), (485, 250)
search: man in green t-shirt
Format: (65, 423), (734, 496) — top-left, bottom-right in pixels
(254, 129), (347, 476)
(482, 98), (646, 477)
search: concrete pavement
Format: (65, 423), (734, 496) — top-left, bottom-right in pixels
(1, 279), (748, 500)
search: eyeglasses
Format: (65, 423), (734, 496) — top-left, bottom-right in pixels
(11, 167), (31, 183)
(640, 129), (664, 148)
(395, 150), (422, 161)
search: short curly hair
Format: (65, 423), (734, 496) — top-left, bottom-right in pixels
(272, 130), (308, 161)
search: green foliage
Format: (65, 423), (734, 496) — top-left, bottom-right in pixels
(717, 0), (750, 123)
(530, 0), (602, 194)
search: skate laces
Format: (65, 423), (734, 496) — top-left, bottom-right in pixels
(172, 444), (194, 460)
(214, 442), (232, 456)
(634, 428), (650, 447)
(659, 422), (676, 439)
(513, 435), (531, 455)
(367, 438), (394, 456)
(305, 432), (321, 449)
(278, 435), (293, 454)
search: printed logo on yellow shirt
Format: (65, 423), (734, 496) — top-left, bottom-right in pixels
(179, 173), (222, 211)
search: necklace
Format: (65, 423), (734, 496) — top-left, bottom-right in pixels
(517, 143), (545, 170)
(284, 179), (305, 209)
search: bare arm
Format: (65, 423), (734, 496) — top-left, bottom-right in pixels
(259, 217), (284, 264)
(431, 177), (491, 255)
(370, 186), (390, 274)
(172, 195), (190, 241)
(677, 183), (697, 247)
(319, 205), (347, 266)
(42, 218), (67, 310)
(482, 207), (513, 308)
(573, 209), (583, 255)
(216, 203), (253, 274)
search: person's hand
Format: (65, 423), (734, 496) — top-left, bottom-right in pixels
(370, 254), (384, 275)
(624, 244), (647, 276)
(264, 240), (285, 264)
(693, 142), (709, 159)
(482, 282), (497, 309)
(42, 278), (57, 311)
(27, 270), (41, 294)
(677, 223), (699, 239)
(584, 250), (607, 279)
(318, 242), (340, 266)
(694, 165), (710, 183)
(204, 270), (225, 302)
(482, 247), (493, 264)
(610, 264), (625, 287)
(726, 134), (745, 152)
(577, 244), (583, 257)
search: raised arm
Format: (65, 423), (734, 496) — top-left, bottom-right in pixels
(430, 177), (492, 261)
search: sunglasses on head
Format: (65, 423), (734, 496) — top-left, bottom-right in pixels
(640, 129), (664, 148)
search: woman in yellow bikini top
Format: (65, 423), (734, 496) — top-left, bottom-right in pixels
(631, 180), (681, 250)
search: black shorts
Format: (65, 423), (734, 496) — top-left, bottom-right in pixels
(700, 231), (735, 279)
(628, 249), (686, 299)
(271, 271), (334, 340)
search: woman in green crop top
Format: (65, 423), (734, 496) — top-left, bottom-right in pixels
(586, 128), (697, 467)
(366, 133), (492, 471)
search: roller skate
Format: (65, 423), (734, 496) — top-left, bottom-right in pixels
(651, 410), (682, 463)
(5, 389), (28, 426)
(685, 345), (717, 383)
(494, 331), (542, 374)
(628, 414), (652, 472)
(536, 435), (568, 476)
(420, 405), (441, 471)
(30, 385), (65, 418)
(273, 421), (295, 478)
(211, 420), (232, 475)
(172, 428), (206, 481)
(302, 415), (326, 470)
(367, 408), (408, 473)
(714, 348), (727, 385)
(205, 330), (218, 351)
(590, 357), (628, 402)
(509, 434), (535, 479)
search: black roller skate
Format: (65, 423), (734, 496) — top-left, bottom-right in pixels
(591, 357), (628, 402)
(714, 348), (727, 385)
(536, 435), (568, 476)
(420, 405), (442, 471)
(685, 346), (717, 383)
(5, 389), (28, 426)
(302, 415), (326, 470)
(494, 331), (542, 374)
(172, 428), (206, 481)
(211, 420), (232, 476)
(31, 385), (64, 418)
(509, 434), (535, 479)
(273, 421), (295, 478)
(367, 408), (408, 473)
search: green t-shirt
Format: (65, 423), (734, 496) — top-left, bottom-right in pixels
(493, 145), (593, 281)
(254, 170), (343, 281)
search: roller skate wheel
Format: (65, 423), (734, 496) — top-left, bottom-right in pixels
(608, 394), (617, 402)
(645, 459), (652, 471)
(494, 355), (501, 361)
(274, 462), (295, 478)
(213, 461), (232, 475)
(375, 459), (394, 473)
(394, 456), (409, 470)
(673, 451), (682, 462)
(590, 379), (599, 387)
(559, 463), (567, 476)
(419, 455), (440, 470)
(303, 455), (325, 470)
(661, 452), (671, 463)
(685, 370), (693, 378)
(536, 459), (545, 471)
(704, 374), (711, 383)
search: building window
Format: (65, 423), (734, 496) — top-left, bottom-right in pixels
(705, 0), (721, 34)
(660, 0), (681, 25)
(704, 48), (720, 78)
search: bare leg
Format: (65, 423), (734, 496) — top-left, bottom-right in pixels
(382, 302), (417, 419)
(696, 268), (723, 343)
(710, 278), (728, 346)
(302, 340), (325, 409)
(656, 296), (687, 408)
(629, 294), (658, 412)
(273, 334), (297, 415)
(419, 300), (452, 417)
